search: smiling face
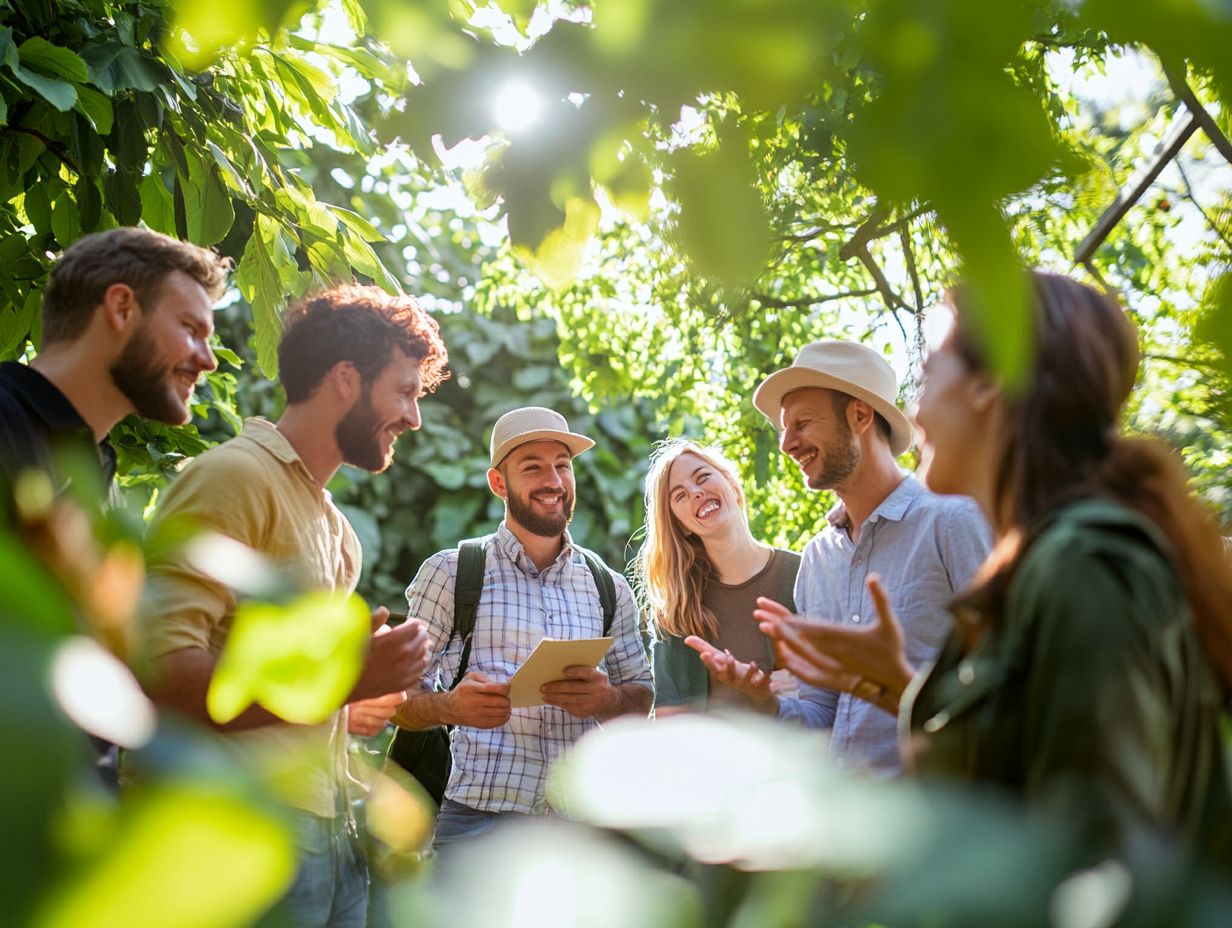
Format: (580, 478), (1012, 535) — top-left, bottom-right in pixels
(666, 451), (743, 541)
(913, 316), (998, 497)
(778, 388), (859, 491)
(108, 270), (217, 424)
(496, 439), (576, 538)
(336, 348), (423, 473)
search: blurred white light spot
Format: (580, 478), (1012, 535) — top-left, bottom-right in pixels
(51, 636), (157, 749)
(493, 81), (542, 134)
(185, 533), (274, 596)
(1051, 859), (1133, 928)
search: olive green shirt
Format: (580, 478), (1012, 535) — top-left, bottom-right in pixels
(908, 498), (1231, 864)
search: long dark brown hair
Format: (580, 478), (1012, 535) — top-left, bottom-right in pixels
(950, 271), (1232, 688)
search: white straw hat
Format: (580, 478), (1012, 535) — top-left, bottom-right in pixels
(752, 340), (914, 455)
(489, 406), (595, 467)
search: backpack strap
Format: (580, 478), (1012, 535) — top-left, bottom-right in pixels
(578, 547), (617, 636)
(449, 537), (487, 690)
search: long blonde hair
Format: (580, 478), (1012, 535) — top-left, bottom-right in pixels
(634, 439), (749, 640)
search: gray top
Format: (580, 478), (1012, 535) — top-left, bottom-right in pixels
(776, 474), (991, 775)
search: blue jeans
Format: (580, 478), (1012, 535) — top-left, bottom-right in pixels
(275, 811), (368, 928)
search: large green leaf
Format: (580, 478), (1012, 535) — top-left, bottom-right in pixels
(177, 151), (234, 245)
(17, 37), (89, 83)
(207, 590), (370, 725)
(235, 216), (287, 378)
(0, 29), (77, 111)
(35, 786), (296, 928)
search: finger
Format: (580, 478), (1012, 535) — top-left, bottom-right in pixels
(866, 574), (897, 629)
(754, 597), (792, 620)
(564, 665), (601, 679)
(370, 606), (390, 633)
(683, 636), (720, 657)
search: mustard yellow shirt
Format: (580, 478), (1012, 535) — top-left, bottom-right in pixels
(141, 417), (362, 818)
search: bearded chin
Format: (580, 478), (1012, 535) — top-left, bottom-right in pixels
(109, 324), (187, 424)
(507, 491), (573, 538)
(336, 390), (387, 473)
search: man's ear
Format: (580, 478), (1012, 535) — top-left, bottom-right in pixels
(849, 398), (876, 437)
(99, 283), (139, 335)
(487, 466), (507, 500)
(325, 360), (361, 403)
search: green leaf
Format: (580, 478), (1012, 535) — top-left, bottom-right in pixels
(73, 84), (114, 134)
(1, 30), (77, 111)
(669, 124), (772, 287)
(178, 151), (234, 245)
(18, 37), (89, 83)
(51, 191), (83, 246)
(139, 172), (176, 234)
(207, 591), (370, 725)
(80, 41), (164, 94)
(235, 217), (286, 378)
(37, 786), (296, 928)
(331, 205), (384, 243)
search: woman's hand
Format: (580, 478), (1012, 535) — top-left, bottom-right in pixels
(683, 637), (778, 715)
(754, 574), (916, 717)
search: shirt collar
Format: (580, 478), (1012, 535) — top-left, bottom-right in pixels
(495, 521), (577, 574)
(1, 362), (117, 481)
(827, 472), (922, 533)
(240, 417), (319, 485)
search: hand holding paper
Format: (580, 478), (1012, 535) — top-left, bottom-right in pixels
(508, 637), (613, 712)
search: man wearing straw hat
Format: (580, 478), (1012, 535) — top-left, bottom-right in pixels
(396, 406), (653, 848)
(688, 341), (989, 774)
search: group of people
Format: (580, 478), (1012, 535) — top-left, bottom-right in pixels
(2, 227), (1230, 927)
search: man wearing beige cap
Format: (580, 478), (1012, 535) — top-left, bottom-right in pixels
(397, 406), (653, 848)
(688, 340), (989, 774)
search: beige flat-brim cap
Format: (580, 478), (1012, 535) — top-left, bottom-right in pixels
(489, 406), (595, 467)
(752, 340), (914, 456)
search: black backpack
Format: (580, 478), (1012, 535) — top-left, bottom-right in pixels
(386, 536), (617, 806)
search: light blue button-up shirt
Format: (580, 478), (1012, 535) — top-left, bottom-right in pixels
(777, 474), (990, 775)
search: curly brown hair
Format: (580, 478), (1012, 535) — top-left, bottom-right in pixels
(42, 228), (230, 344)
(278, 284), (449, 403)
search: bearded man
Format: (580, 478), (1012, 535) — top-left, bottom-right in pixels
(139, 286), (447, 927)
(396, 406), (652, 852)
(0, 228), (228, 515)
(690, 340), (990, 775)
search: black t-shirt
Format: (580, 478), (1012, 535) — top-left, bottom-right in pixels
(0, 360), (116, 515)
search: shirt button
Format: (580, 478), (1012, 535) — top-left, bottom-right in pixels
(851, 613), (861, 624)
(957, 661), (975, 685)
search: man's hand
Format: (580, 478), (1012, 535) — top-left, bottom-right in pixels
(683, 637), (778, 715)
(446, 672), (512, 729)
(540, 665), (615, 719)
(348, 608), (431, 702)
(347, 690), (406, 737)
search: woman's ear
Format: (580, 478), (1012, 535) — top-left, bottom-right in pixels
(968, 372), (1002, 415)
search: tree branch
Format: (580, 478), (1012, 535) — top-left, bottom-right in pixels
(1175, 160), (1232, 252)
(752, 287), (880, 311)
(2, 125), (80, 175)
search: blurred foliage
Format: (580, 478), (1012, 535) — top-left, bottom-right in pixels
(2, 0), (1231, 925)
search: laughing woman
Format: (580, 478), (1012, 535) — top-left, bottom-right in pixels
(636, 439), (800, 715)
(757, 272), (1232, 866)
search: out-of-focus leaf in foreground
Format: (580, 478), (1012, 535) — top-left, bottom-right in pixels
(35, 785), (295, 928)
(207, 590), (370, 725)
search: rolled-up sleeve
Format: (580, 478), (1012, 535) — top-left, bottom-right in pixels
(405, 551), (459, 692)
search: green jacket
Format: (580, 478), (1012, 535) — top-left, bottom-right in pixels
(909, 498), (1232, 866)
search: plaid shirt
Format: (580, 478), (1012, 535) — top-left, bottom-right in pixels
(406, 523), (653, 814)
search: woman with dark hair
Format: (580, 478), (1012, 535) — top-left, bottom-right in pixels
(756, 271), (1232, 863)
(635, 439), (800, 714)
